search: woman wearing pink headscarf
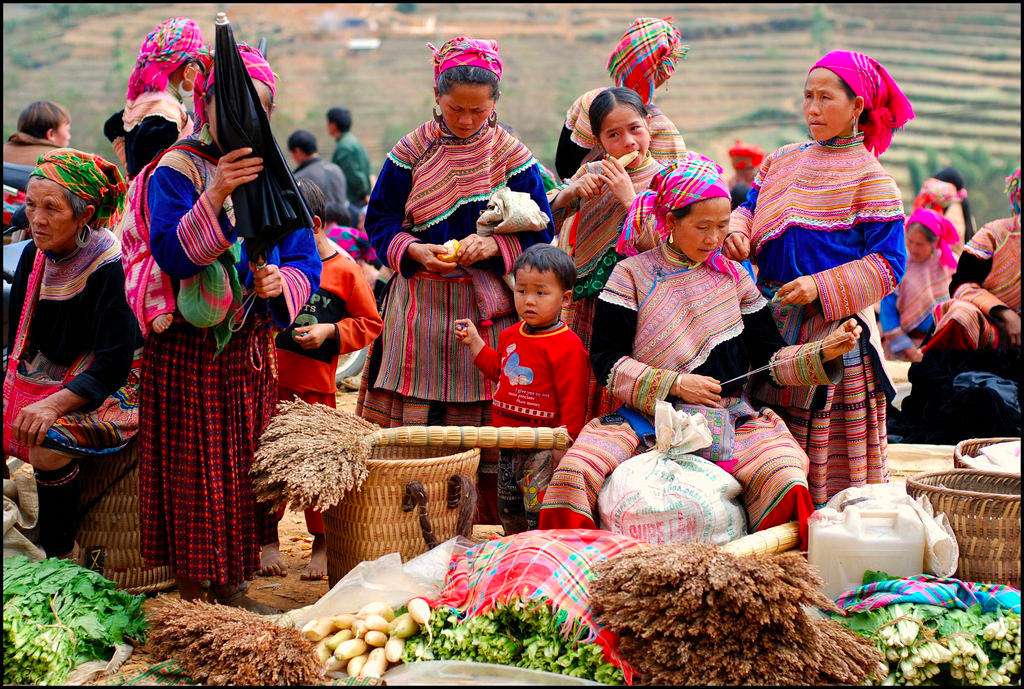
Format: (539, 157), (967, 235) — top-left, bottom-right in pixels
(724, 50), (913, 508)
(539, 157), (862, 548)
(358, 37), (554, 524)
(132, 43), (320, 610)
(879, 208), (958, 362)
(555, 17), (689, 180)
(104, 17), (205, 179)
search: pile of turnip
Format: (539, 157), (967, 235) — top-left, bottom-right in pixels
(300, 598), (431, 679)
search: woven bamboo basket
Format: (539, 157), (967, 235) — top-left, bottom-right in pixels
(323, 425), (570, 586)
(77, 442), (175, 594)
(953, 437), (1019, 471)
(906, 470), (1020, 588)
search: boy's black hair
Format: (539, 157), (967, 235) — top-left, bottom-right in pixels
(326, 107), (353, 134)
(513, 244), (576, 291)
(296, 177), (326, 221)
(287, 129), (318, 155)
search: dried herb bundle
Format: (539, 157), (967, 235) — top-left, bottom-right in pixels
(591, 544), (882, 686)
(252, 399), (379, 512)
(146, 597), (324, 686)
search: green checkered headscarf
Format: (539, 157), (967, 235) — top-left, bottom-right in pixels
(31, 148), (128, 227)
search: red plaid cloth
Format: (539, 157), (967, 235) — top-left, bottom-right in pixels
(139, 314), (278, 586)
(433, 529), (642, 681)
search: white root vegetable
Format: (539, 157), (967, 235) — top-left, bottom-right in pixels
(360, 648), (388, 679)
(314, 639), (333, 664)
(364, 630), (388, 648)
(362, 614), (391, 634)
(324, 657), (346, 674)
(390, 613), (418, 639)
(334, 638), (368, 661)
(329, 614), (356, 630)
(302, 617), (337, 642)
(351, 620), (368, 639)
(325, 628), (354, 652)
(358, 602), (395, 621)
(347, 654), (368, 678)
(386, 636), (405, 663)
(408, 598), (431, 626)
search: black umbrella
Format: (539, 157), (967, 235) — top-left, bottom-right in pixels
(213, 12), (310, 262)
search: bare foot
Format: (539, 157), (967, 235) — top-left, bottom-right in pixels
(212, 584), (281, 615)
(300, 534), (328, 581)
(259, 542), (286, 577)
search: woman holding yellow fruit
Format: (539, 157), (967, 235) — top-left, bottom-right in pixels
(358, 36), (554, 523)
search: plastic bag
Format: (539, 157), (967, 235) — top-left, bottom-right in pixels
(825, 483), (958, 578)
(962, 440), (1021, 474)
(383, 660), (600, 685)
(276, 537), (470, 630)
(598, 401), (747, 545)
(4, 458), (43, 561)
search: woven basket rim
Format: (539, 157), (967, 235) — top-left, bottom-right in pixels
(907, 468), (1022, 502)
(365, 447), (480, 471)
(953, 437), (1020, 464)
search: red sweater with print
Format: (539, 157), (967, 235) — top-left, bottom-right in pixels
(473, 322), (590, 439)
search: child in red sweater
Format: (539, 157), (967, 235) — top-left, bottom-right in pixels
(264, 178), (383, 580)
(455, 244), (589, 534)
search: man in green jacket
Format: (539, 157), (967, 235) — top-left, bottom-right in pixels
(326, 107), (372, 213)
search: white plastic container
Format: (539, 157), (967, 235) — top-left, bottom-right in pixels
(808, 505), (926, 601)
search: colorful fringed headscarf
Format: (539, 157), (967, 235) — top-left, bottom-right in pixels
(913, 177), (965, 214)
(727, 140), (765, 171)
(125, 17), (205, 102)
(906, 207), (959, 271)
(1007, 167), (1021, 219)
(810, 50), (914, 157)
(428, 36), (503, 83)
(607, 17), (688, 105)
(31, 148), (127, 227)
(192, 44), (277, 127)
(619, 154), (736, 279)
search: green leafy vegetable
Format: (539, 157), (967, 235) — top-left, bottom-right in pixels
(3, 556), (148, 685)
(401, 597), (625, 684)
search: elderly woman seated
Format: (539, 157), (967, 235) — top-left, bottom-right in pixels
(538, 157), (862, 548)
(4, 149), (141, 559)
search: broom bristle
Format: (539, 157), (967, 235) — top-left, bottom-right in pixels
(252, 399), (380, 512)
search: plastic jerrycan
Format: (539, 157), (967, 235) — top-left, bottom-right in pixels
(808, 505), (926, 601)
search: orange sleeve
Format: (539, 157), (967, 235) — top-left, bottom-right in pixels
(328, 260), (383, 355)
(550, 336), (592, 440)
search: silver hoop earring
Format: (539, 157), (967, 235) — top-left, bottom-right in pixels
(851, 117), (859, 138)
(75, 225), (89, 248)
(433, 105), (444, 124)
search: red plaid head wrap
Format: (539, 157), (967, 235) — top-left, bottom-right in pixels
(428, 36), (503, 83)
(810, 50), (914, 157)
(126, 17), (205, 102)
(192, 43), (277, 127)
(607, 17), (688, 105)
(30, 148), (128, 227)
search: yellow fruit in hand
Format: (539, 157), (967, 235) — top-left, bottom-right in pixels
(439, 239), (460, 262)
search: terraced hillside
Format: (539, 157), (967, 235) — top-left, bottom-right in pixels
(3, 3), (1020, 220)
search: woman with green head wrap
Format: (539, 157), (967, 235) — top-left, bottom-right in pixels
(4, 148), (141, 559)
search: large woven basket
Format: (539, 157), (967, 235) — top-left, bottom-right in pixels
(323, 425), (570, 586)
(953, 437), (1019, 471)
(77, 441), (175, 594)
(906, 469), (1020, 588)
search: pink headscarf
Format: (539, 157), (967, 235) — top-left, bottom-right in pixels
(126, 17), (205, 102)
(810, 50), (914, 157)
(192, 44), (277, 127)
(907, 207), (959, 271)
(619, 154), (737, 279)
(428, 36), (503, 83)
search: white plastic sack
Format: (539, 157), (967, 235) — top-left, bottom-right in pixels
(825, 483), (958, 578)
(275, 537), (470, 630)
(4, 458), (44, 561)
(963, 440), (1021, 474)
(383, 660), (600, 685)
(598, 401), (747, 545)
